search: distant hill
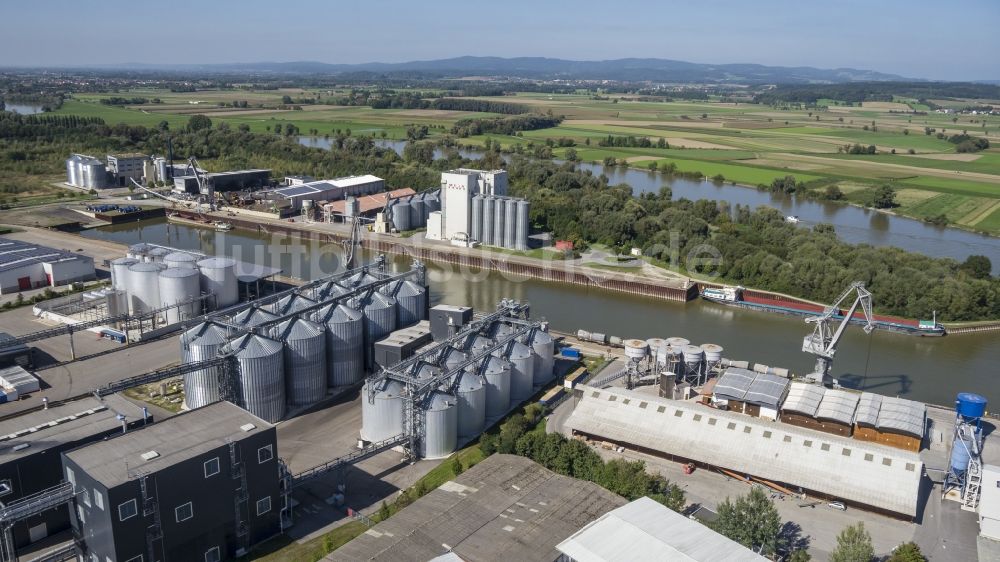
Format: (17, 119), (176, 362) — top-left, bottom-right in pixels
(109, 56), (909, 84)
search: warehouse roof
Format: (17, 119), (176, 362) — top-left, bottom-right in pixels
(0, 239), (92, 274)
(566, 385), (923, 517)
(325, 454), (626, 562)
(816, 389), (861, 425)
(855, 392), (882, 427)
(782, 382), (824, 416)
(324, 187), (416, 215)
(877, 396), (926, 437)
(64, 401), (272, 488)
(713, 367), (755, 400)
(556, 497), (767, 562)
(744, 373), (790, 409)
(0, 395), (140, 464)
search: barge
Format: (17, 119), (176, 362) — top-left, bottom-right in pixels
(701, 286), (945, 336)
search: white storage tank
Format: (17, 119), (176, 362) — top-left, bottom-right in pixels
(492, 197), (505, 248)
(471, 195), (484, 242)
(127, 243), (152, 260)
(682, 344), (704, 376)
(665, 337), (690, 348)
(146, 246), (171, 263)
(481, 355), (512, 419)
(624, 339), (649, 361)
(110, 257), (138, 291)
(223, 334), (286, 423)
(313, 303), (364, 387)
(163, 251), (199, 269)
(515, 199), (530, 251)
(197, 257), (239, 309)
(126, 262), (166, 314)
(503, 198), (517, 249)
(530, 328), (555, 384)
(272, 317), (327, 407)
(700, 343), (724, 364)
(180, 322), (229, 409)
(159, 267), (202, 324)
(481, 197), (495, 246)
(503, 340), (535, 403)
(354, 291), (397, 372)
(361, 378), (405, 442)
(421, 390), (458, 459)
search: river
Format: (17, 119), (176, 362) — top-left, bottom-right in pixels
(3, 103), (44, 115)
(298, 136), (1000, 274)
(79, 218), (1000, 406)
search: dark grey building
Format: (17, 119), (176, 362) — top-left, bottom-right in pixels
(63, 401), (281, 562)
(172, 169), (271, 194)
(0, 395), (147, 549)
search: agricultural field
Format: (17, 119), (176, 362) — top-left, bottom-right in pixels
(50, 87), (1000, 234)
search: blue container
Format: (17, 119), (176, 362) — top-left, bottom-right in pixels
(950, 432), (973, 472)
(561, 348), (581, 359)
(956, 393), (988, 419)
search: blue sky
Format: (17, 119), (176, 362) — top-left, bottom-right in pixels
(2, 0), (997, 80)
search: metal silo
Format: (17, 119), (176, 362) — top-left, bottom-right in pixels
(481, 197), (495, 246)
(391, 198), (411, 232)
(272, 317), (327, 407)
(232, 305), (278, 328)
(158, 267), (202, 324)
(421, 193), (433, 223)
(271, 293), (317, 316)
(453, 366), (486, 439)
(66, 155), (80, 186)
(224, 334), (286, 423)
(344, 270), (380, 289)
(421, 390), (457, 459)
(127, 243), (152, 260)
(503, 199), (517, 249)
(354, 292), (397, 372)
(110, 257), (138, 291)
(126, 262), (165, 314)
(313, 303), (364, 387)
(492, 197), (505, 248)
(197, 257), (239, 309)
(180, 322), (229, 410)
(504, 340), (535, 402)
(425, 190), (441, 214)
(471, 195), (484, 242)
(530, 328), (555, 384)
(147, 246), (171, 263)
(382, 279), (426, 328)
(155, 157), (168, 182)
(682, 345), (704, 379)
(311, 280), (348, 302)
(409, 195), (425, 229)
(361, 378), (405, 442)
(515, 199), (530, 251)
(163, 251), (198, 269)
(665, 337), (690, 348)
(481, 356), (512, 419)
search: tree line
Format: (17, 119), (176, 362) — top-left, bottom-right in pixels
(753, 81), (1000, 105)
(450, 114), (562, 137)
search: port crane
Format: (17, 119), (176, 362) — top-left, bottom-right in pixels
(188, 156), (215, 212)
(802, 281), (873, 384)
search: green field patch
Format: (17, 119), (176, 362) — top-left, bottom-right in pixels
(973, 205), (1000, 232)
(821, 129), (956, 151)
(900, 176), (1000, 198)
(904, 193), (985, 222)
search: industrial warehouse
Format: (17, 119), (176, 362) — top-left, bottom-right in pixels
(0, 239), (95, 295)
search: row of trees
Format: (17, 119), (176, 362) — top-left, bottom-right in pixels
(430, 98), (530, 114)
(753, 81), (1000, 105)
(450, 114), (562, 137)
(597, 134), (668, 149)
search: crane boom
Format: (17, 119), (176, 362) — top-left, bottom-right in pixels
(188, 156), (215, 211)
(802, 281), (873, 383)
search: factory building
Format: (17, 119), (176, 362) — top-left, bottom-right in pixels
(386, 189), (441, 233)
(556, 497), (767, 562)
(429, 169), (529, 249)
(0, 239), (95, 295)
(853, 393), (926, 452)
(63, 401), (281, 562)
(711, 367), (789, 420)
(106, 153), (149, 187)
(65, 154), (111, 189)
(326, 454), (627, 562)
(781, 383), (859, 437)
(566, 384), (924, 518)
(172, 169), (271, 194)
(266, 175), (385, 211)
(324, 187), (415, 223)
(0, 395), (147, 550)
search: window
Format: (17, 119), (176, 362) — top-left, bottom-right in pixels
(78, 504), (86, 525)
(783, 435), (792, 443)
(204, 457), (220, 478)
(204, 547), (221, 562)
(864, 453), (874, 462)
(842, 448), (851, 457)
(726, 422), (736, 430)
(591, 391), (600, 398)
(905, 463), (916, 472)
(743, 426), (752, 434)
(674, 410), (683, 418)
(258, 445), (273, 464)
(622, 398), (630, 405)
(882, 458), (892, 466)
(118, 499), (137, 522)
(608, 395), (617, 402)
(66, 467), (76, 488)
(693, 414), (702, 422)
(125, 556), (143, 562)
(820, 443), (831, 451)
(708, 418), (717, 426)
(0, 479), (11, 498)
(94, 489), (104, 510)
(82, 489), (91, 508)
(763, 431), (772, 439)
(256, 496), (271, 515)
(175, 502), (193, 523)
(639, 402), (648, 409)
(803, 440), (813, 447)
(656, 406), (666, 413)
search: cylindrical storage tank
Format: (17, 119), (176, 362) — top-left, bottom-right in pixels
(421, 193), (433, 223)
(224, 334), (285, 423)
(126, 262), (165, 314)
(197, 257), (239, 309)
(422, 390), (458, 459)
(180, 322), (229, 409)
(452, 365), (486, 439)
(409, 196), (425, 229)
(624, 339), (649, 361)
(271, 293), (317, 316)
(656, 341), (678, 367)
(354, 292), (397, 372)
(158, 267), (202, 324)
(344, 271), (380, 289)
(232, 306), (278, 328)
(492, 197), (505, 248)
(155, 157), (168, 182)
(666, 337), (690, 348)
(425, 190), (440, 214)
(481, 356), (512, 419)
(471, 195), (484, 242)
(391, 199), (411, 232)
(361, 378), (405, 442)
(701, 343), (724, 364)
(682, 344), (704, 377)
(147, 247), (171, 263)
(503, 198), (517, 249)
(272, 317), (327, 407)
(646, 338), (665, 361)
(163, 251), (198, 269)
(530, 328), (555, 384)
(313, 303), (364, 387)
(951, 431), (973, 474)
(382, 279), (427, 328)
(311, 280), (348, 302)
(957, 393), (988, 419)
(66, 157), (78, 186)
(481, 197), (495, 246)
(127, 243), (152, 260)
(515, 199), (530, 251)
(504, 340), (535, 402)
(110, 257), (138, 291)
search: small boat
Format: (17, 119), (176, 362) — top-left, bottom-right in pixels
(785, 215), (801, 224)
(214, 221), (233, 231)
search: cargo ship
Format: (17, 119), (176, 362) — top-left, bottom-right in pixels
(700, 285), (945, 336)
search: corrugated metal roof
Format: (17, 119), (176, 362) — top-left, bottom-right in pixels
(0, 239), (91, 274)
(566, 385), (923, 516)
(713, 367), (755, 400)
(876, 396), (926, 437)
(744, 373), (789, 409)
(556, 497), (767, 562)
(855, 393), (882, 426)
(816, 389), (860, 425)
(782, 382), (823, 416)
